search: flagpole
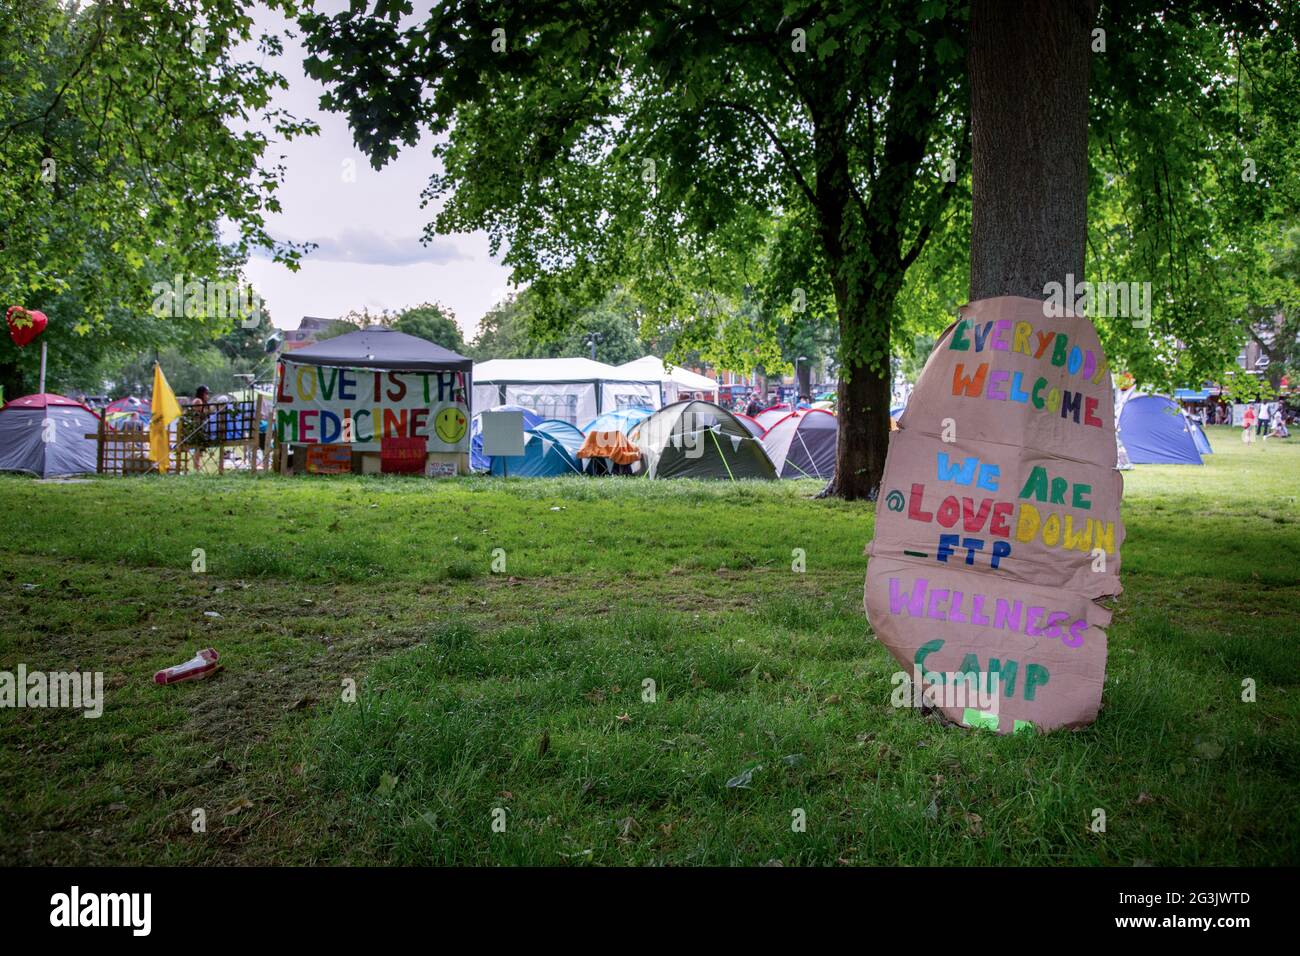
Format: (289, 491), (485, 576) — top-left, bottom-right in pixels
(38, 341), (47, 394)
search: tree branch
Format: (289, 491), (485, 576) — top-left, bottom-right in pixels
(704, 98), (817, 209)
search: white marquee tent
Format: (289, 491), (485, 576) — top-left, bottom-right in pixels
(615, 356), (719, 404)
(473, 357), (661, 426)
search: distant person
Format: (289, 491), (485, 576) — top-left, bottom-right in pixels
(192, 385), (212, 469)
(744, 395), (761, 417)
(1242, 404), (1256, 444)
(1264, 408), (1288, 441)
(1257, 400), (1271, 436)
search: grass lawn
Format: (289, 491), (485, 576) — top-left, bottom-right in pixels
(1, 424), (1297, 865)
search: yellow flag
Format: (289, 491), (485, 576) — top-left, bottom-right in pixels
(149, 363), (183, 472)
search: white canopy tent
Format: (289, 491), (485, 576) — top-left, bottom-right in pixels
(615, 355), (719, 404)
(473, 357), (661, 425)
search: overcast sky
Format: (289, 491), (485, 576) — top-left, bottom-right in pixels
(238, 2), (513, 340)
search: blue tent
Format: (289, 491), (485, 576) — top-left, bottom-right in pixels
(1189, 418), (1214, 455)
(471, 405), (542, 472)
(1117, 395), (1203, 465)
(581, 407), (653, 435)
(533, 419), (586, 455)
(489, 419), (586, 476)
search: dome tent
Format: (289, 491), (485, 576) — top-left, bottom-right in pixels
(489, 419), (586, 477)
(470, 404), (542, 472)
(1117, 394), (1203, 465)
(532, 418), (585, 456)
(734, 413), (764, 438)
(760, 408), (838, 479)
(581, 406), (653, 437)
(578, 406), (654, 472)
(1189, 416), (1213, 455)
(0, 393), (100, 477)
(753, 404), (793, 431)
(630, 400), (776, 480)
(104, 395), (151, 430)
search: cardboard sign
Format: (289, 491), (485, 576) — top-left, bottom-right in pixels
(865, 296), (1125, 733)
(425, 460), (458, 478)
(275, 362), (470, 453)
(380, 435), (426, 473)
(480, 410), (526, 458)
(304, 443), (352, 475)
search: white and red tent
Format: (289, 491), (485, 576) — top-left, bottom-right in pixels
(760, 408), (838, 479)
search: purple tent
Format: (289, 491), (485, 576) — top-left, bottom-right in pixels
(0, 393), (100, 477)
(760, 409), (838, 479)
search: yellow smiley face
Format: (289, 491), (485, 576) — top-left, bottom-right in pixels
(434, 406), (467, 443)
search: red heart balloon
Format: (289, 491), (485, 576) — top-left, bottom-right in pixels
(6, 306), (47, 348)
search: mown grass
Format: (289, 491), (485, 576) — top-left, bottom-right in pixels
(0, 425), (1296, 865)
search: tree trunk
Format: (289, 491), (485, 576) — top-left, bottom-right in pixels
(795, 363), (812, 399)
(814, 103), (900, 501)
(813, 35), (941, 500)
(819, 241), (908, 496)
(969, 0), (1096, 299)
(0, 359), (26, 401)
(831, 352), (892, 500)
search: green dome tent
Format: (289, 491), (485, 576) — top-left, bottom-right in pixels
(630, 400), (776, 480)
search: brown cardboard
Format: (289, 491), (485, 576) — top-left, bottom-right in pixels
(865, 296), (1124, 733)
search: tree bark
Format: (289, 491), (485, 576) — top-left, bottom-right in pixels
(831, 314), (893, 501)
(815, 109), (903, 500)
(820, 245), (898, 499)
(795, 362), (811, 399)
(969, 0), (1096, 299)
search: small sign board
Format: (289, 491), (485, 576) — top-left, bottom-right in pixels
(380, 436), (426, 474)
(481, 410), (526, 458)
(425, 460), (458, 478)
(305, 443), (352, 475)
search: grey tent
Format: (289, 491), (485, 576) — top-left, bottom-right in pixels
(287, 325), (473, 371)
(760, 408), (838, 479)
(630, 400), (776, 480)
(0, 393), (100, 477)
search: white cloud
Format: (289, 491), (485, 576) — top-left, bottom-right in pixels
(235, 3), (513, 339)
(254, 228), (467, 267)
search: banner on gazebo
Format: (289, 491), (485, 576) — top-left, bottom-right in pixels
(275, 362), (469, 454)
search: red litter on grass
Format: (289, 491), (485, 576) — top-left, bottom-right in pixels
(154, 649), (221, 685)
